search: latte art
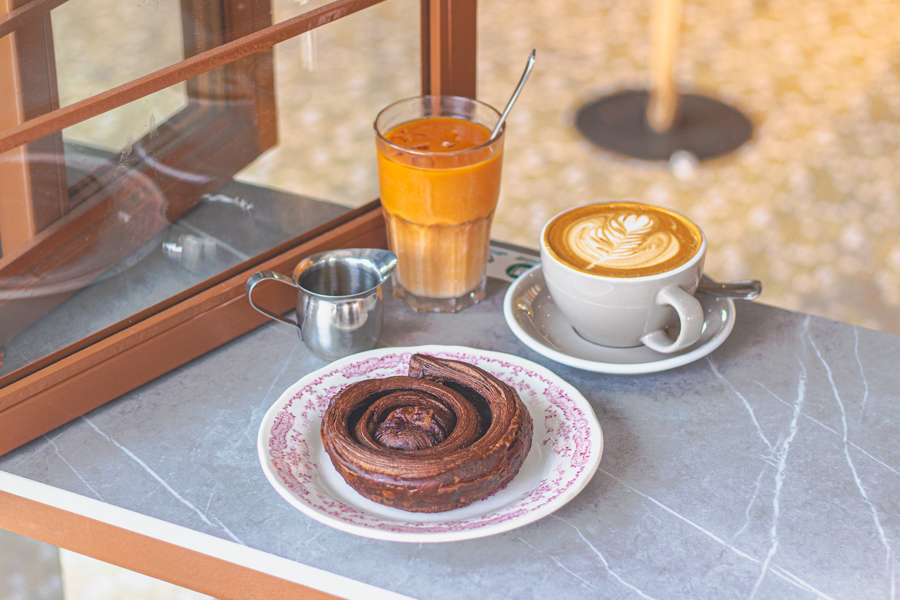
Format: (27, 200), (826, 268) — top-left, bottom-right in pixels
(545, 203), (703, 277)
(569, 213), (681, 271)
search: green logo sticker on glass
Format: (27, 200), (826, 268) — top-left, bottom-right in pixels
(506, 264), (534, 279)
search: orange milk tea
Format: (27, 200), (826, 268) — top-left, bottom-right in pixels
(376, 117), (503, 299)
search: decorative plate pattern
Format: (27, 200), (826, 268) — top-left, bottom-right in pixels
(257, 345), (603, 543)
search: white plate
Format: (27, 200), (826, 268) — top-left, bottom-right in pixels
(257, 345), (603, 543)
(503, 265), (736, 375)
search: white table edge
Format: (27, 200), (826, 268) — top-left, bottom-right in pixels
(0, 470), (415, 600)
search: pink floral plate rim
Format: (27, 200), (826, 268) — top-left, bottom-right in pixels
(257, 345), (603, 543)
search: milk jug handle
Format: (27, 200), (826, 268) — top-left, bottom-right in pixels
(245, 270), (302, 329)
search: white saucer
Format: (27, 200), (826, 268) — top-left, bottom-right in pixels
(257, 345), (603, 543)
(503, 265), (736, 375)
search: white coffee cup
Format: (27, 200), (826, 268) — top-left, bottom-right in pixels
(540, 202), (706, 354)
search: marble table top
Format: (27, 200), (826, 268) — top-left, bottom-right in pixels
(1, 250), (898, 600)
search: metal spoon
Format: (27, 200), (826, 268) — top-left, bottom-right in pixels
(697, 275), (762, 300)
(489, 49), (536, 141)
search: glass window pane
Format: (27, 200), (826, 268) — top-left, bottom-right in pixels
(236, 0), (419, 207)
(0, 0), (418, 380)
(1, 0), (384, 119)
(15, 0), (351, 112)
(51, 0), (185, 108)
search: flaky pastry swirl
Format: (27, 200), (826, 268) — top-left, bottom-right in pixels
(320, 354), (533, 513)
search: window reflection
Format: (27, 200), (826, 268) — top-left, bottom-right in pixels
(0, 0), (417, 381)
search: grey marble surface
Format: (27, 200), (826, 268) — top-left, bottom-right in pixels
(2, 276), (898, 600)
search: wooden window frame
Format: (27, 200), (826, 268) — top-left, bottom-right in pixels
(0, 0), (68, 255)
(0, 0), (476, 456)
(0, 0), (280, 346)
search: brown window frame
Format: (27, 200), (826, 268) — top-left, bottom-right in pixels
(0, 0), (68, 255)
(0, 0), (279, 348)
(0, 0), (477, 456)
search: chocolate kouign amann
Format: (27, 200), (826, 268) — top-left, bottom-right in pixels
(320, 354), (533, 512)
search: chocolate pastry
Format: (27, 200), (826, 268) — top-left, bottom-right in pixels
(321, 354), (533, 512)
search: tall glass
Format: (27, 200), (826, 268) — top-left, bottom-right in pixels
(374, 96), (505, 313)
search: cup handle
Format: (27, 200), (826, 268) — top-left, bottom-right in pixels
(640, 285), (704, 354)
(245, 271), (302, 329)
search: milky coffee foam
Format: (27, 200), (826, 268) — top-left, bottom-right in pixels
(544, 203), (703, 277)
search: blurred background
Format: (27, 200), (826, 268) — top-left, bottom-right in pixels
(4, 0), (900, 596)
(53, 0), (900, 336)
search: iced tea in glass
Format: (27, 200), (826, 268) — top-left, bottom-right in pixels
(374, 96), (504, 313)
